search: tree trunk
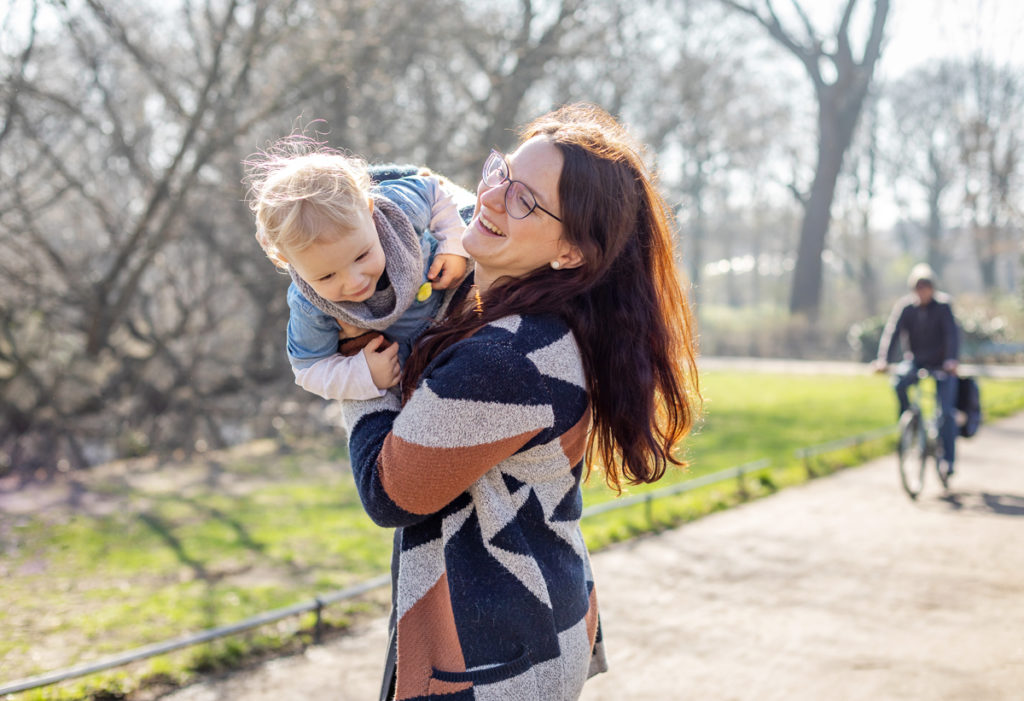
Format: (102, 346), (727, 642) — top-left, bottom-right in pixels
(788, 99), (854, 319)
(925, 179), (945, 278)
(686, 175), (706, 310)
(920, 142), (951, 278)
(974, 223), (999, 291)
(858, 201), (879, 317)
(718, 0), (891, 321)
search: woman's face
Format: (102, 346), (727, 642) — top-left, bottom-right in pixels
(462, 137), (577, 289)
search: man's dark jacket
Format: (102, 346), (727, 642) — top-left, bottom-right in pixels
(877, 292), (959, 369)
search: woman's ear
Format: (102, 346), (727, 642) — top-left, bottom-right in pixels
(554, 243), (584, 270)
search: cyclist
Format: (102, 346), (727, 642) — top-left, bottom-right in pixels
(874, 263), (960, 477)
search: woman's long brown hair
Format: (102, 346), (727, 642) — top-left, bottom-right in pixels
(403, 103), (701, 492)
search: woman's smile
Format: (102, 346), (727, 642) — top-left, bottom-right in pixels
(476, 215), (506, 237)
(461, 137), (570, 292)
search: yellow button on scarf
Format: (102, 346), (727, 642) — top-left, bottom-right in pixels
(416, 282), (433, 303)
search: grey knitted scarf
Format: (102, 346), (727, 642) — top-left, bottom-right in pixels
(288, 196), (422, 331)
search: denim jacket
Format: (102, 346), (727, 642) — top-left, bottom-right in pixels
(286, 175), (467, 400)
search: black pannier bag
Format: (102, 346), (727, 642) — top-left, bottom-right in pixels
(956, 376), (982, 438)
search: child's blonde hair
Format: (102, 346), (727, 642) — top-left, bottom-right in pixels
(245, 135), (372, 268)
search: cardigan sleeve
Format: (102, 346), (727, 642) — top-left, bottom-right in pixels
(341, 339), (554, 527)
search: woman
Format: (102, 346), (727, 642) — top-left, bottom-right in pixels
(341, 103), (700, 701)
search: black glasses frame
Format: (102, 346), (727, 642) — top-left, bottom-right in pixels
(482, 150), (562, 222)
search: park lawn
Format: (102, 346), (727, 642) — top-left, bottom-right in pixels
(580, 372), (1024, 544)
(578, 370), (897, 542)
(2, 371), (1023, 699)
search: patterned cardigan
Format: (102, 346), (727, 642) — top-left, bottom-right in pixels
(341, 312), (607, 701)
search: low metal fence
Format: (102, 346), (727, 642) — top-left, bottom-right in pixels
(0, 427), (894, 696)
(794, 424), (898, 476)
(580, 457), (771, 524)
(0, 576), (391, 696)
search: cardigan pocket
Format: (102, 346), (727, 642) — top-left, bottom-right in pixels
(428, 648), (536, 696)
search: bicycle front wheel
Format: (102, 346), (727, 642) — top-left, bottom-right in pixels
(898, 409), (927, 499)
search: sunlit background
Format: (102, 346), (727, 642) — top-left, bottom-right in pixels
(1, 0), (1021, 473)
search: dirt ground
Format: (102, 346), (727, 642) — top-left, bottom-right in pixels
(160, 410), (1024, 701)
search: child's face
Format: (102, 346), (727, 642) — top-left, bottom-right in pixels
(285, 205), (386, 304)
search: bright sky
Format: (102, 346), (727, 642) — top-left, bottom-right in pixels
(879, 0), (1024, 78)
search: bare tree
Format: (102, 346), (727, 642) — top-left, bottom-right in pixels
(0, 0), (459, 471)
(882, 57), (1023, 293)
(959, 57), (1022, 292)
(832, 92), (881, 315)
(461, 0), (588, 166)
(626, 1), (790, 310)
(1, 0), (641, 473)
(882, 62), (967, 279)
(719, 0), (889, 320)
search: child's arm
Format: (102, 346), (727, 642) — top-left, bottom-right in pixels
(422, 175), (470, 289)
(293, 352), (388, 400)
(423, 174), (469, 257)
(372, 173), (470, 289)
(287, 284), (390, 400)
(294, 337), (398, 399)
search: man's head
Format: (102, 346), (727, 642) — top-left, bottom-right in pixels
(907, 263), (936, 304)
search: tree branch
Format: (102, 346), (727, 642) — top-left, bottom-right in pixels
(0, 0), (38, 149)
(80, 0), (186, 117)
(718, 0), (823, 85)
(787, 0), (821, 49)
(860, 0), (889, 70)
(835, 0), (857, 69)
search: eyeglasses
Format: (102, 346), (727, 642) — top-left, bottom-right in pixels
(481, 150), (562, 222)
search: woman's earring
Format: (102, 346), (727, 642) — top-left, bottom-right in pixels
(550, 261), (561, 269)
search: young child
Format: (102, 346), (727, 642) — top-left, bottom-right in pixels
(246, 138), (470, 400)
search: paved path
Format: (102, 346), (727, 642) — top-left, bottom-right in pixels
(163, 412), (1024, 700)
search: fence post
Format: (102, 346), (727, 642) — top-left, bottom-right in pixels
(313, 597), (324, 644)
(736, 469), (748, 501)
(805, 454), (815, 479)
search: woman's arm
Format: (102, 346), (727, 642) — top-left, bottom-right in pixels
(342, 339), (554, 527)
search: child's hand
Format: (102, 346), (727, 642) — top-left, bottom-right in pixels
(428, 254), (468, 290)
(363, 335), (400, 389)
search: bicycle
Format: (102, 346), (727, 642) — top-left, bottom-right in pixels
(895, 366), (951, 500)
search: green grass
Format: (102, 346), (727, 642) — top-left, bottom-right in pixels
(2, 372), (1022, 700)
(581, 373), (1024, 545)
(579, 371), (896, 546)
